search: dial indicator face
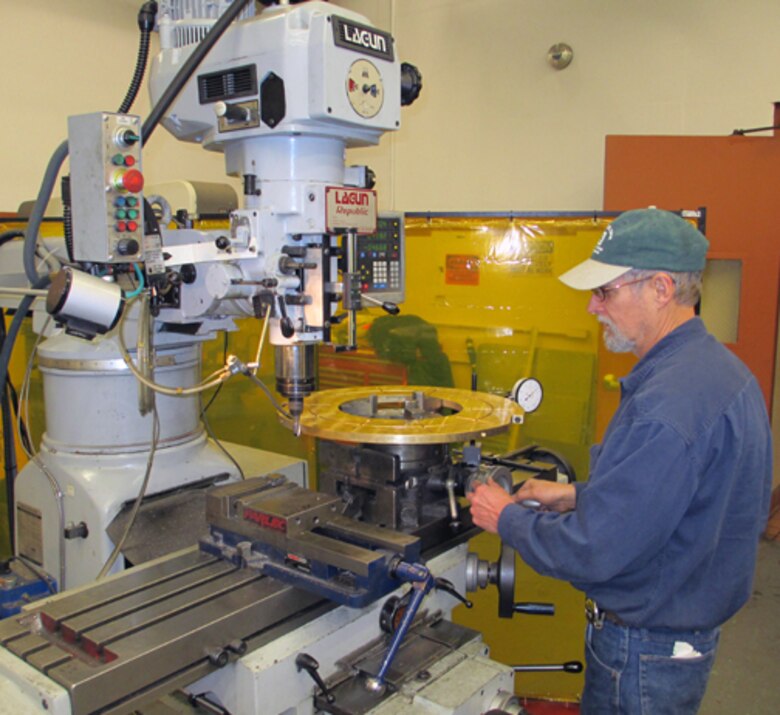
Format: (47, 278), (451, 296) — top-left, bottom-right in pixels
(511, 377), (543, 413)
(346, 59), (384, 118)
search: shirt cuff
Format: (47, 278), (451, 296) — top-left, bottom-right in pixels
(497, 502), (523, 544)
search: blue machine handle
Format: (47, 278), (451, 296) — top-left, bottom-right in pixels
(365, 560), (433, 693)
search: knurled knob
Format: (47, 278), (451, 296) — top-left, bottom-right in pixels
(116, 238), (139, 256)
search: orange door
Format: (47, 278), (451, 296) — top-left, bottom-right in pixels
(604, 134), (780, 414)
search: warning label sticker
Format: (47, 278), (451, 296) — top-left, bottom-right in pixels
(445, 254), (480, 286)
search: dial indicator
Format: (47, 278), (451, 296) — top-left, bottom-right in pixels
(511, 377), (543, 413)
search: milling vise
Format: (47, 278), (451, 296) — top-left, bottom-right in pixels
(200, 475), (422, 608)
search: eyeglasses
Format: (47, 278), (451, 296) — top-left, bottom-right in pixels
(591, 276), (653, 302)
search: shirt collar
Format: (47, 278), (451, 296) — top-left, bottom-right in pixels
(621, 317), (706, 393)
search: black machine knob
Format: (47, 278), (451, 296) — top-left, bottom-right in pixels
(64, 522), (89, 540)
(215, 235), (231, 250)
(207, 648), (229, 668)
(116, 238), (139, 256)
(175, 209), (193, 228)
(381, 301), (400, 315)
(280, 316), (295, 338)
(400, 62), (423, 106)
(180, 264), (197, 284)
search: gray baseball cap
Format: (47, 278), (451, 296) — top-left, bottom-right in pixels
(559, 208), (709, 290)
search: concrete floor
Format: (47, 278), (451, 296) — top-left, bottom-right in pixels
(700, 539), (780, 714)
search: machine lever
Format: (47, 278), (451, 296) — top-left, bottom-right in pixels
(279, 256), (317, 273)
(434, 577), (473, 608)
(365, 561), (433, 694)
(512, 660), (583, 673)
(279, 315), (295, 338)
(514, 601), (555, 616)
(184, 691), (232, 715)
(360, 293), (400, 315)
(282, 245), (307, 257)
(295, 652), (336, 703)
(380, 301), (400, 315)
(215, 100), (251, 123)
(444, 477), (459, 526)
(277, 296), (295, 338)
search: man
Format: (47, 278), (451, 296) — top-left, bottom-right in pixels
(468, 208), (772, 714)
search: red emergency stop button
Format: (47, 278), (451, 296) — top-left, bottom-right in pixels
(114, 168), (144, 193)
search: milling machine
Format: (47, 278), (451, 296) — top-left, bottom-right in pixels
(0, 2), (578, 713)
(13, 0), (422, 590)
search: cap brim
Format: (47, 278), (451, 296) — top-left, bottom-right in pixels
(558, 259), (632, 290)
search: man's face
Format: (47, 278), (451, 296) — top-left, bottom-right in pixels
(587, 273), (656, 356)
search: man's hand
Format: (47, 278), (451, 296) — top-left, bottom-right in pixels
(467, 480), (515, 534)
(514, 479), (576, 513)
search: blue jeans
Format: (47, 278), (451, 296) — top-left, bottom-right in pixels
(581, 620), (720, 714)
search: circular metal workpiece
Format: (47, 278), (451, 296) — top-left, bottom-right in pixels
(288, 386), (522, 445)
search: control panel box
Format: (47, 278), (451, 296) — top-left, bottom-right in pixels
(356, 212), (404, 304)
(67, 112), (144, 263)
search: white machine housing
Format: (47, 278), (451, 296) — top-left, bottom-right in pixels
(149, 0), (405, 348)
(151, 1), (401, 147)
(14, 325), (307, 590)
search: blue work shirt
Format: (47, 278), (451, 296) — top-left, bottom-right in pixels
(498, 318), (772, 630)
